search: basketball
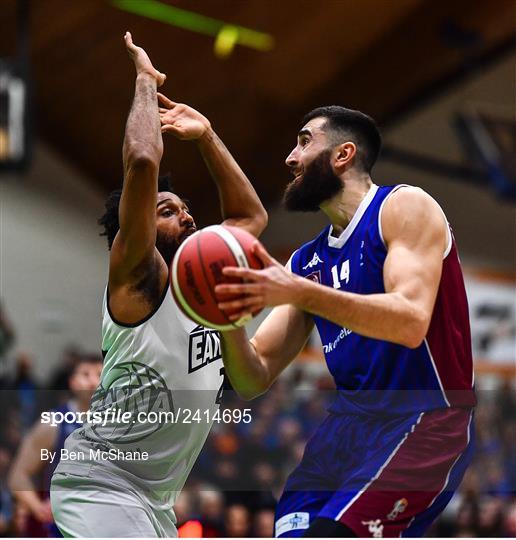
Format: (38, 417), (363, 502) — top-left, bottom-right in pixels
(170, 225), (264, 330)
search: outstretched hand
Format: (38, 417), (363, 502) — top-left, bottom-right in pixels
(215, 242), (301, 321)
(124, 31), (166, 86)
(158, 93), (211, 140)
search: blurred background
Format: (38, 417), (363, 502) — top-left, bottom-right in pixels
(0, 0), (515, 537)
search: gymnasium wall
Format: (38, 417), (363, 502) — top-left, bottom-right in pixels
(0, 143), (107, 380)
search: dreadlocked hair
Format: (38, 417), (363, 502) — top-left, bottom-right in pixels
(98, 174), (174, 250)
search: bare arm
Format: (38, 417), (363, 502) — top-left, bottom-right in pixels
(216, 187), (448, 348)
(8, 423), (57, 523)
(110, 33), (166, 285)
(159, 93), (267, 237)
(198, 128), (267, 236)
(220, 304), (314, 399)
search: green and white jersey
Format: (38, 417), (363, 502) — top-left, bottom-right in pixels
(53, 284), (224, 511)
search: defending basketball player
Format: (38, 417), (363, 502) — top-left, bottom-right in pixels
(216, 107), (476, 537)
(49, 32), (267, 537)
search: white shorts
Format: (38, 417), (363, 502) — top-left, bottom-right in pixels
(50, 473), (177, 538)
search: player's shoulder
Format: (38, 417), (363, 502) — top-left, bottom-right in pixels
(384, 184), (442, 214)
(382, 185), (447, 231)
(286, 226), (331, 272)
(381, 184), (449, 246)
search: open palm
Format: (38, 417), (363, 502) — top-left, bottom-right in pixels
(158, 93), (211, 140)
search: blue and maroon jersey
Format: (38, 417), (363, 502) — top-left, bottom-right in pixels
(288, 184), (476, 416)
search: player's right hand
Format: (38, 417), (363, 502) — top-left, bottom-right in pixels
(124, 32), (166, 87)
(215, 242), (303, 319)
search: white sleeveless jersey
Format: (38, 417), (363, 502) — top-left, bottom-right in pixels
(54, 284), (223, 510)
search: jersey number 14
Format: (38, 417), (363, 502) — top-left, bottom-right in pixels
(331, 260), (350, 289)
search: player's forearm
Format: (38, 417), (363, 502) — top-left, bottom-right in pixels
(294, 279), (427, 348)
(123, 73), (163, 169)
(8, 468), (40, 513)
(219, 329), (270, 400)
(197, 128), (267, 237)
(118, 73), (162, 253)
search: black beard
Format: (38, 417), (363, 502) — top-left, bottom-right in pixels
(156, 232), (180, 268)
(283, 149), (342, 212)
(157, 226), (196, 267)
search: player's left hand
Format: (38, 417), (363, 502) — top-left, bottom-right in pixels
(215, 242), (301, 320)
(124, 32), (166, 86)
(158, 93), (211, 140)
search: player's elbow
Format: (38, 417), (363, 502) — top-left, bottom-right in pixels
(233, 378), (270, 401)
(232, 369), (272, 401)
(235, 386), (266, 401)
(402, 334), (425, 349)
(124, 141), (162, 170)
(400, 310), (429, 349)
(253, 209), (268, 238)
(230, 208), (268, 238)
(258, 208), (269, 232)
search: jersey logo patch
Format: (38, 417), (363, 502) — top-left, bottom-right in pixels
(89, 361), (174, 443)
(305, 270), (321, 283)
(302, 252), (324, 270)
(361, 519), (384, 538)
(323, 327), (352, 353)
(387, 498), (408, 520)
(188, 325), (222, 373)
(275, 512), (310, 537)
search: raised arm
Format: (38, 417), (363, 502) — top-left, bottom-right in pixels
(159, 93), (267, 237)
(216, 187), (448, 349)
(110, 33), (166, 285)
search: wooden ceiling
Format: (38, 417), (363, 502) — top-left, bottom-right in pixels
(1, 0), (514, 225)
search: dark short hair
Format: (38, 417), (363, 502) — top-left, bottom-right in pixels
(69, 354), (103, 377)
(98, 175), (174, 249)
(302, 106), (382, 173)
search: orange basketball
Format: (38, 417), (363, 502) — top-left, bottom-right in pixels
(170, 225), (263, 330)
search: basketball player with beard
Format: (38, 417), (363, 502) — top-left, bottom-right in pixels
(215, 107), (475, 537)
(50, 33), (266, 537)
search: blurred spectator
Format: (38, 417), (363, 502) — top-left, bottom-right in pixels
(455, 499), (479, 533)
(477, 496), (504, 536)
(504, 500), (516, 537)
(0, 301), (15, 385)
(8, 356), (102, 537)
(46, 346), (84, 408)
(2, 413), (23, 455)
(224, 504), (250, 537)
(253, 508), (275, 537)
(12, 352), (40, 429)
(198, 488), (224, 537)
(176, 490), (203, 537)
(0, 446), (13, 535)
